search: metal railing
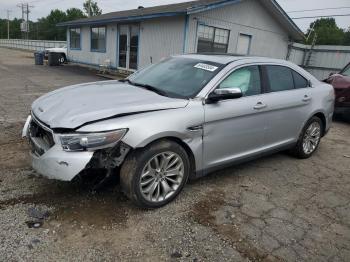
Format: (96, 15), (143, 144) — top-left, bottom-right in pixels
(288, 43), (350, 80)
(0, 39), (66, 51)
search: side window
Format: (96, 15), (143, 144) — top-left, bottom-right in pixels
(292, 70), (308, 89)
(266, 66), (294, 92)
(218, 66), (261, 96)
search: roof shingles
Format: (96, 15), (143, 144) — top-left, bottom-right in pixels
(58, 0), (303, 40)
(58, 0), (224, 26)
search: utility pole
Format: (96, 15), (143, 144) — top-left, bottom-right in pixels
(17, 2), (33, 39)
(6, 10), (12, 39)
(25, 3), (29, 39)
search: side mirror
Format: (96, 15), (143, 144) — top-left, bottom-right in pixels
(206, 88), (243, 103)
(329, 72), (334, 77)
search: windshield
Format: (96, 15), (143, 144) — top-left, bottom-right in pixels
(340, 64), (350, 76)
(129, 57), (223, 98)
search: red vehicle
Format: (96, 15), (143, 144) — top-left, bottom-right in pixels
(324, 63), (350, 116)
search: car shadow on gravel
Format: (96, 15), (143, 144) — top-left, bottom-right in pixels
(0, 174), (132, 229)
(333, 114), (350, 124)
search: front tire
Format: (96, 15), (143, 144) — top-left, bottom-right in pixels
(120, 140), (190, 208)
(290, 116), (323, 159)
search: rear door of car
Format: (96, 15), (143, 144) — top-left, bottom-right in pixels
(260, 64), (313, 149)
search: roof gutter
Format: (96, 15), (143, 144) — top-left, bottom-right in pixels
(186, 0), (241, 14)
(57, 11), (185, 27)
(269, 0), (304, 40)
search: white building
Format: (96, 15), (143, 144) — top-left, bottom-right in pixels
(58, 0), (303, 72)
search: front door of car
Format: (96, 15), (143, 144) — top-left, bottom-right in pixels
(260, 65), (314, 148)
(203, 65), (268, 170)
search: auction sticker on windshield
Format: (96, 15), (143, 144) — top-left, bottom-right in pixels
(194, 63), (219, 72)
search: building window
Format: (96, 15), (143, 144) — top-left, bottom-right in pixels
(91, 26), (106, 52)
(197, 24), (229, 53)
(69, 28), (80, 49)
(236, 33), (252, 55)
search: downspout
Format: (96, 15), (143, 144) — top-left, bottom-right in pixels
(286, 37), (293, 61)
(183, 15), (189, 54)
(66, 27), (69, 62)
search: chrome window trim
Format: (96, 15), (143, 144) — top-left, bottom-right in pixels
(196, 61), (313, 100)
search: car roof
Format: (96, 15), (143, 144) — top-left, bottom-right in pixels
(175, 53), (290, 65)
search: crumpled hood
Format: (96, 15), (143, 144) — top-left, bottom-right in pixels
(32, 80), (189, 129)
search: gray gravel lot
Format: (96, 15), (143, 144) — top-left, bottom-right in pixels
(0, 47), (349, 261)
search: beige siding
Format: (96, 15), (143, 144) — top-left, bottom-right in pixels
(67, 0), (293, 70)
(138, 16), (185, 68)
(186, 0), (289, 59)
(68, 24), (118, 67)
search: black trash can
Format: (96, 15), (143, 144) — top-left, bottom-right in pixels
(48, 52), (61, 66)
(34, 51), (44, 65)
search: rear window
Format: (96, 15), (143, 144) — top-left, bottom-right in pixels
(292, 71), (308, 89)
(266, 66), (294, 92)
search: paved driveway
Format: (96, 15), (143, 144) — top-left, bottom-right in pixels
(0, 48), (349, 261)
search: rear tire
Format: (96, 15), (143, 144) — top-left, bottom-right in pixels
(120, 140), (190, 208)
(290, 116), (323, 159)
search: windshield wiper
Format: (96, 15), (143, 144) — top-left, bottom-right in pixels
(119, 78), (133, 84)
(119, 79), (168, 97)
(132, 82), (168, 97)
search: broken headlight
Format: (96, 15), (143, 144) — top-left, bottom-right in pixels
(59, 129), (127, 152)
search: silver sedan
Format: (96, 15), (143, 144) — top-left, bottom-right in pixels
(23, 55), (335, 208)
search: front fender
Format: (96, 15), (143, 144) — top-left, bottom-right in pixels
(77, 100), (205, 171)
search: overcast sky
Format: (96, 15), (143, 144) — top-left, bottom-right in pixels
(0, 0), (350, 32)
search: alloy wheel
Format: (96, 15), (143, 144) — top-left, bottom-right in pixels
(302, 122), (321, 154)
(139, 152), (184, 203)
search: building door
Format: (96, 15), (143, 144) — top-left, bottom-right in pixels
(118, 24), (139, 70)
(236, 34), (252, 55)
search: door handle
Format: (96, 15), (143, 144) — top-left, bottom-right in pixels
(302, 95), (311, 102)
(253, 102), (267, 110)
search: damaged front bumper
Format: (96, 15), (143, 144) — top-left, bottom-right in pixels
(30, 144), (94, 181)
(22, 115), (130, 181)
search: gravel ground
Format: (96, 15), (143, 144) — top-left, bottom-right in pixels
(0, 48), (349, 262)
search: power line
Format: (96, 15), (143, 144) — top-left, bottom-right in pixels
(288, 6), (350, 13)
(292, 14), (350, 20)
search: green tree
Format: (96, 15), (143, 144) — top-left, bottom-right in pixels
(0, 18), (22, 39)
(36, 9), (67, 40)
(83, 0), (102, 17)
(66, 8), (87, 21)
(343, 28), (350, 45)
(305, 18), (345, 45)
(0, 7), (86, 40)
(34, 8), (86, 40)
